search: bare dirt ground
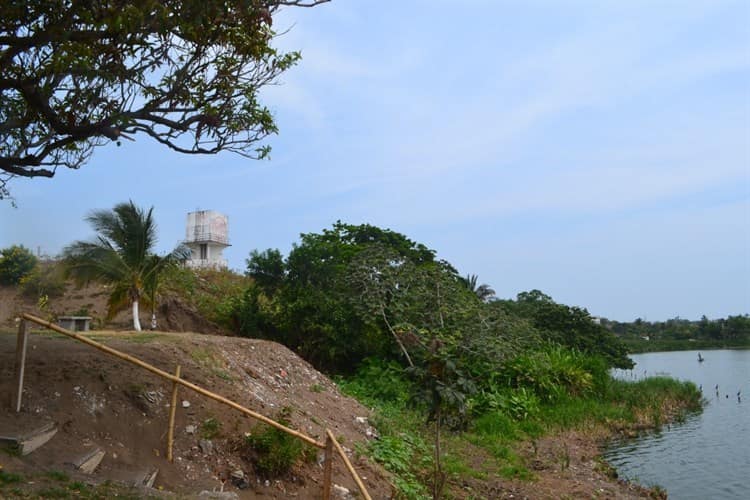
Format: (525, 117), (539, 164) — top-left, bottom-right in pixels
(494, 429), (662, 499)
(0, 330), (392, 499)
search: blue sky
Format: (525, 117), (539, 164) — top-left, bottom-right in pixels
(1, 0), (749, 321)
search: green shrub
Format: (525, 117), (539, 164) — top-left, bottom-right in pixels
(243, 418), (315, 477)
(499, 346), (597, 402)
(471, 411), (518, 440)
(368, 435), (414, 475)
(0, 245), (37, 285)
(231, 284), (279, 339)
(469, 386), (541, 422)
(366, 433), (431, 499)
(344, 357), (412, 404)
(19, 262), (67, 298)
(504, 388), (541, 420)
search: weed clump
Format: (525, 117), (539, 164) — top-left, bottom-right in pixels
(0, 470), (23, 485)
(201, 417), (222, 439)
(242, 412), (316, 477)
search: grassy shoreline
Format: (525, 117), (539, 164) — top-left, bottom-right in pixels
(339, 370), (703, 499)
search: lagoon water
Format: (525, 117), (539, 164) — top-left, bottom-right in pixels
(604, 350), (749, 499)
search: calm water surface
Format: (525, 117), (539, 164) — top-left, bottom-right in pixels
(604, 350), (749, 499)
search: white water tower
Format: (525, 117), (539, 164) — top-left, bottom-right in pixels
(184, 210), (230, 269)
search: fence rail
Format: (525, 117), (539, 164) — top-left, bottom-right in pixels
(11, 313), (372, 499)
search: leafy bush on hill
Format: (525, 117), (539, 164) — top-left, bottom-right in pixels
(19, 262), (67, 299)
(0, 245), (37, 285)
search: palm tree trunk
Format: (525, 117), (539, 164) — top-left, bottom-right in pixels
(132, 300), (142, 331)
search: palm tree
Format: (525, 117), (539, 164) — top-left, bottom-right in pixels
(63, 201), (188, 331)
(462, 273), (496, 303)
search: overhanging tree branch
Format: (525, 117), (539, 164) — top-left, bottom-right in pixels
(0, 0), (329, 199)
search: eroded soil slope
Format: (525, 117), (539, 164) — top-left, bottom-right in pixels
(0, 329), (392, 498)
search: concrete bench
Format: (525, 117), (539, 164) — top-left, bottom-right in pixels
(57, 316), (92, 332)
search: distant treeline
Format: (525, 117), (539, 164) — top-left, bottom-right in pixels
(601, 315), (750, 352)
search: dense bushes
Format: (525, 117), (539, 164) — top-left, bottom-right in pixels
(500, 346), (596, 401)
(19, 262), (67, 298)
(0, 245), (37, 285)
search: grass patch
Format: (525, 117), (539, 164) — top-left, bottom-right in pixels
(338, 369), (435, 499)
(86, 332), (167, 344)
(0, 470), (23, 485)
(45, 470), (69, 482)
(121, 333), (162, 343)
(36, 486), (70, 498)
(0, 475), (145, 499)
(190, 347), (234, 381)
(68, 481), (91, 494)
(441, 439), (489, 481)
(464, 413), (531, 479)
(201, 417), (222, 439)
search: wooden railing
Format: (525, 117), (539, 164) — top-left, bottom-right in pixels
(12, 313), (372, 500)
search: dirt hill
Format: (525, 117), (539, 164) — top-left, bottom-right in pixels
(0, 328), (392, 498)
(0, 283), (227, 335)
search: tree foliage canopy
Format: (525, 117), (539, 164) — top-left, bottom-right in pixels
(496, 290), (634, 369)
(233, 222), (589, 376)
(0, 0), (327, 198)
(187, 221), (641, 442)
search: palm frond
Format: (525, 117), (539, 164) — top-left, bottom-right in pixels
(62, 241), (130, 286)
(105, 283), (132, 320)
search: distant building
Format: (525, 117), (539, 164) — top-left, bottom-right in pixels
(184, 210), (230, 269)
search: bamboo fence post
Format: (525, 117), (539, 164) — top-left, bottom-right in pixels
(167, 364), (181, 462)
(14, 319), (29, 412)
(322, 433), (334, 500)
(326, 429), (372, 500)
